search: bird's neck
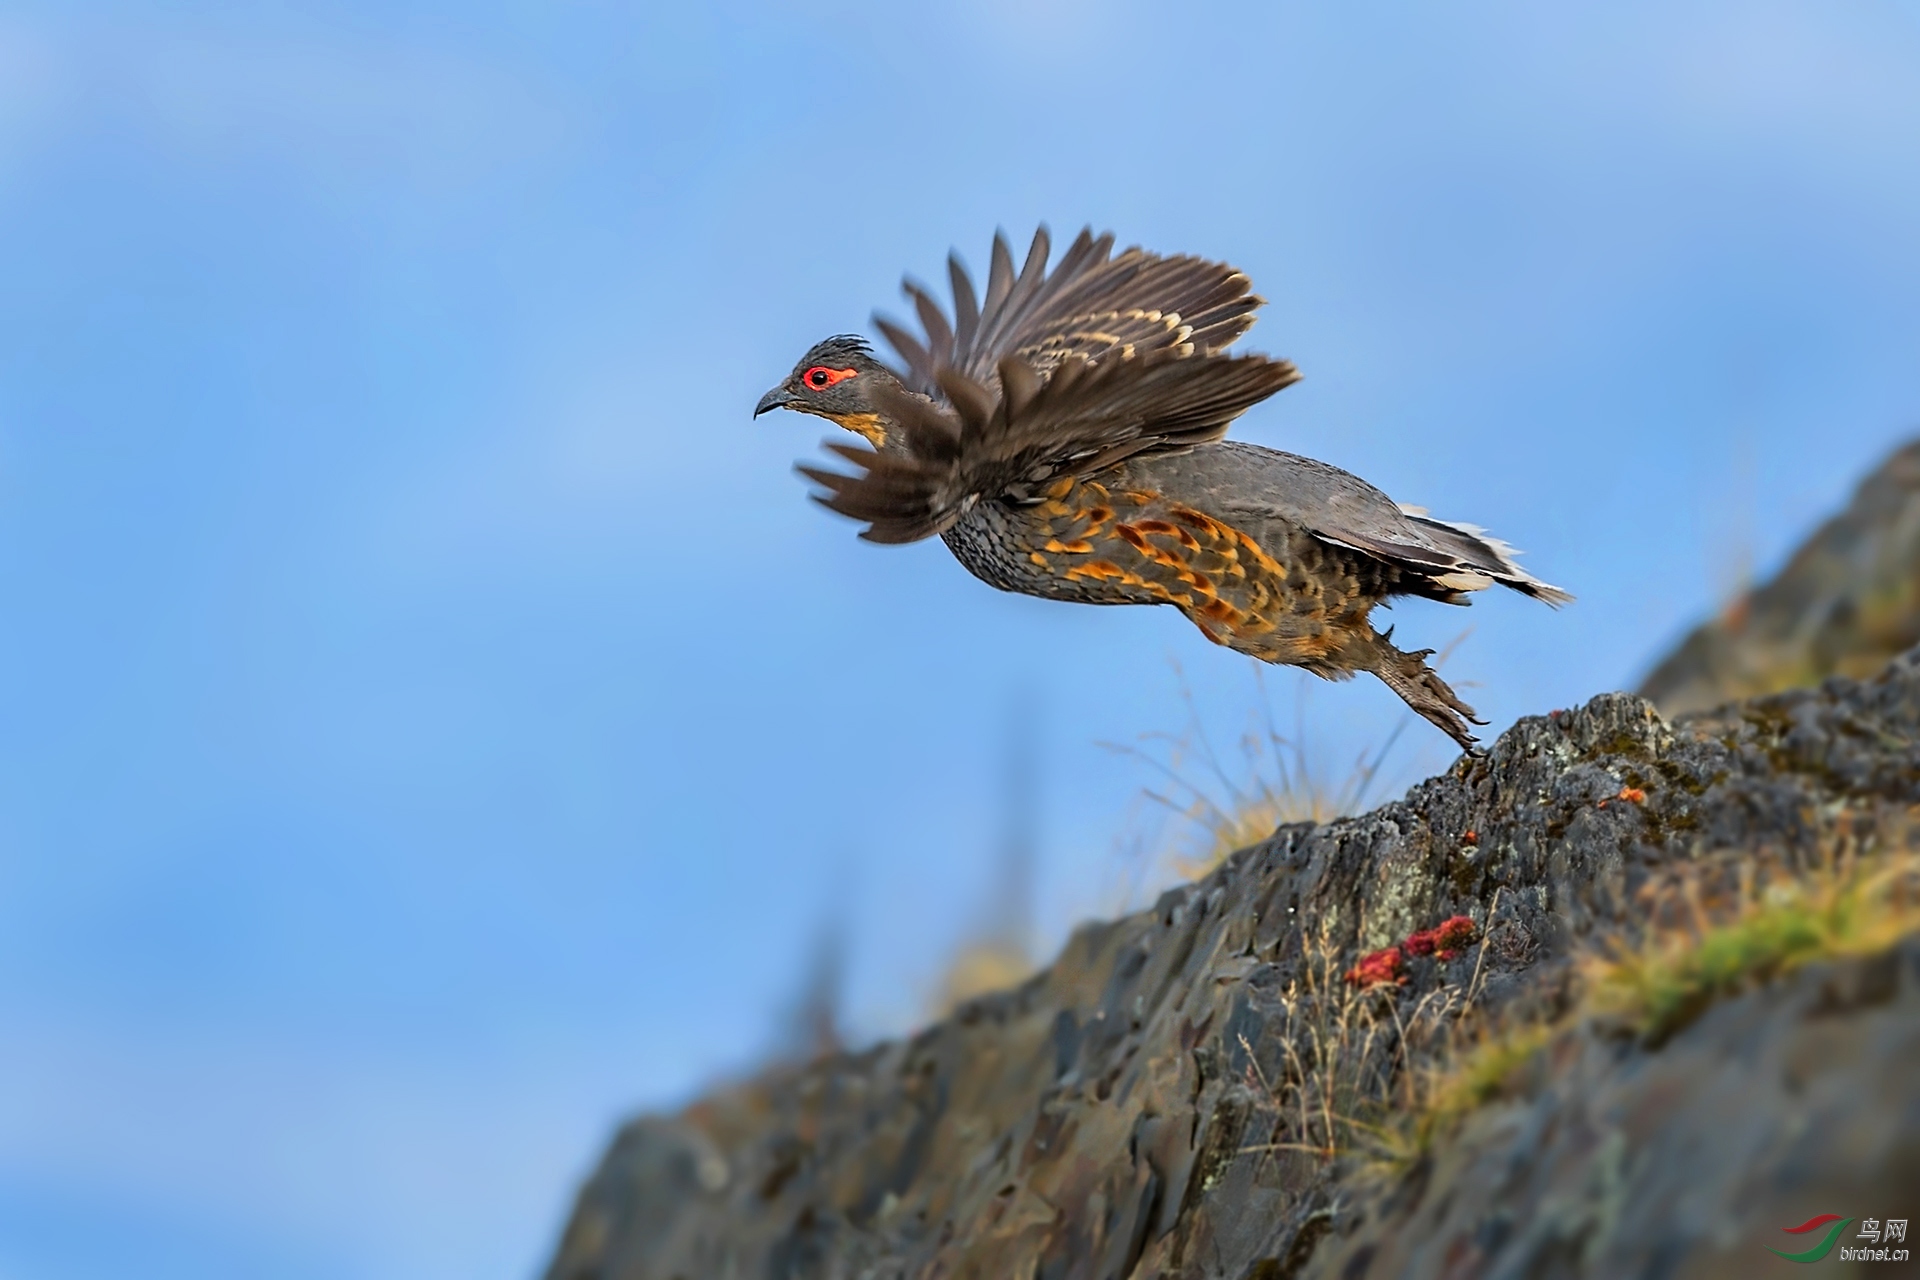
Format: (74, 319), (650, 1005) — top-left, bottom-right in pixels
(823, 410), (898, 453)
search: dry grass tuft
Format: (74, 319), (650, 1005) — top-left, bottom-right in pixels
(931, 940), (1033, 1017)
(1107, 661), (1410, 879)
(1237, 904), (1495, 1168)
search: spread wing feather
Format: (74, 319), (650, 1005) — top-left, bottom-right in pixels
(879, 226), (1266, 397)
(798, 351), (1301, 544)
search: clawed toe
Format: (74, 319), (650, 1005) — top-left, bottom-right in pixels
(1371, 636), (1483, 750)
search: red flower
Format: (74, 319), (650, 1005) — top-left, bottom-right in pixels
(1344, 946), (1406, 988)
(1461, 830), (1479, 846)
(1401, 915), (1477, 962)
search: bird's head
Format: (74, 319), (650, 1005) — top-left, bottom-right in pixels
(753, 335), (903, 449)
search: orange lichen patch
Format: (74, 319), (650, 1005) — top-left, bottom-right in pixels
(1596, 786), (1648, 810)
(824, 411), (886, 448)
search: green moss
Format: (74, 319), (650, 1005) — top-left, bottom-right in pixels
(1588, 859), (1915, 1042)
(1584, 731), (1655, 761)
(1430, 1021), (1552, 1116)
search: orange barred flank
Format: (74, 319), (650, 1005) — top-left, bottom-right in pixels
(1024, 478), (1353, 664)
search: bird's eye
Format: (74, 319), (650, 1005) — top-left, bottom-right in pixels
(802, 366), (856, 391)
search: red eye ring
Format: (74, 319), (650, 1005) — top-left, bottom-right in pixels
(802, 366), (857, 390)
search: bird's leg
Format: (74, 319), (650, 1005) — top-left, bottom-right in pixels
(1364, 627), (1485, 751)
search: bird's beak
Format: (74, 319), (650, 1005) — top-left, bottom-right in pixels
(754, 386), (797, 418)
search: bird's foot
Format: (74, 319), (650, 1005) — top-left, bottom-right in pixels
(1373, 644), (1485, 752)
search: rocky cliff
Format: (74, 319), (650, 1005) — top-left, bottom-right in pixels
(1640, 437), (1920, 717)
(545, 649), (1920, 1278)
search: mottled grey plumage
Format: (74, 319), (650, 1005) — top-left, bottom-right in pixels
(756, 227), (1569, 748)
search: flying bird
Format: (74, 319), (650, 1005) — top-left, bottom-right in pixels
(754, 227), (1568, 748)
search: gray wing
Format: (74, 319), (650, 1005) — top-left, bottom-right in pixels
(1127, 441), (1572, 605)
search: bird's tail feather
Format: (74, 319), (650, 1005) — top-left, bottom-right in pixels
(1399, 509), (1573, 607)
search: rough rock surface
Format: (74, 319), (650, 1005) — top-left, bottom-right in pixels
(1640, 436), (1920, 717)
(1306, 940), (1920, 1280)
(545, 653), (1920, 1280)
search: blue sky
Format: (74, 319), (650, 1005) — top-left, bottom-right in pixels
(1, 2), (1918, 1277)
